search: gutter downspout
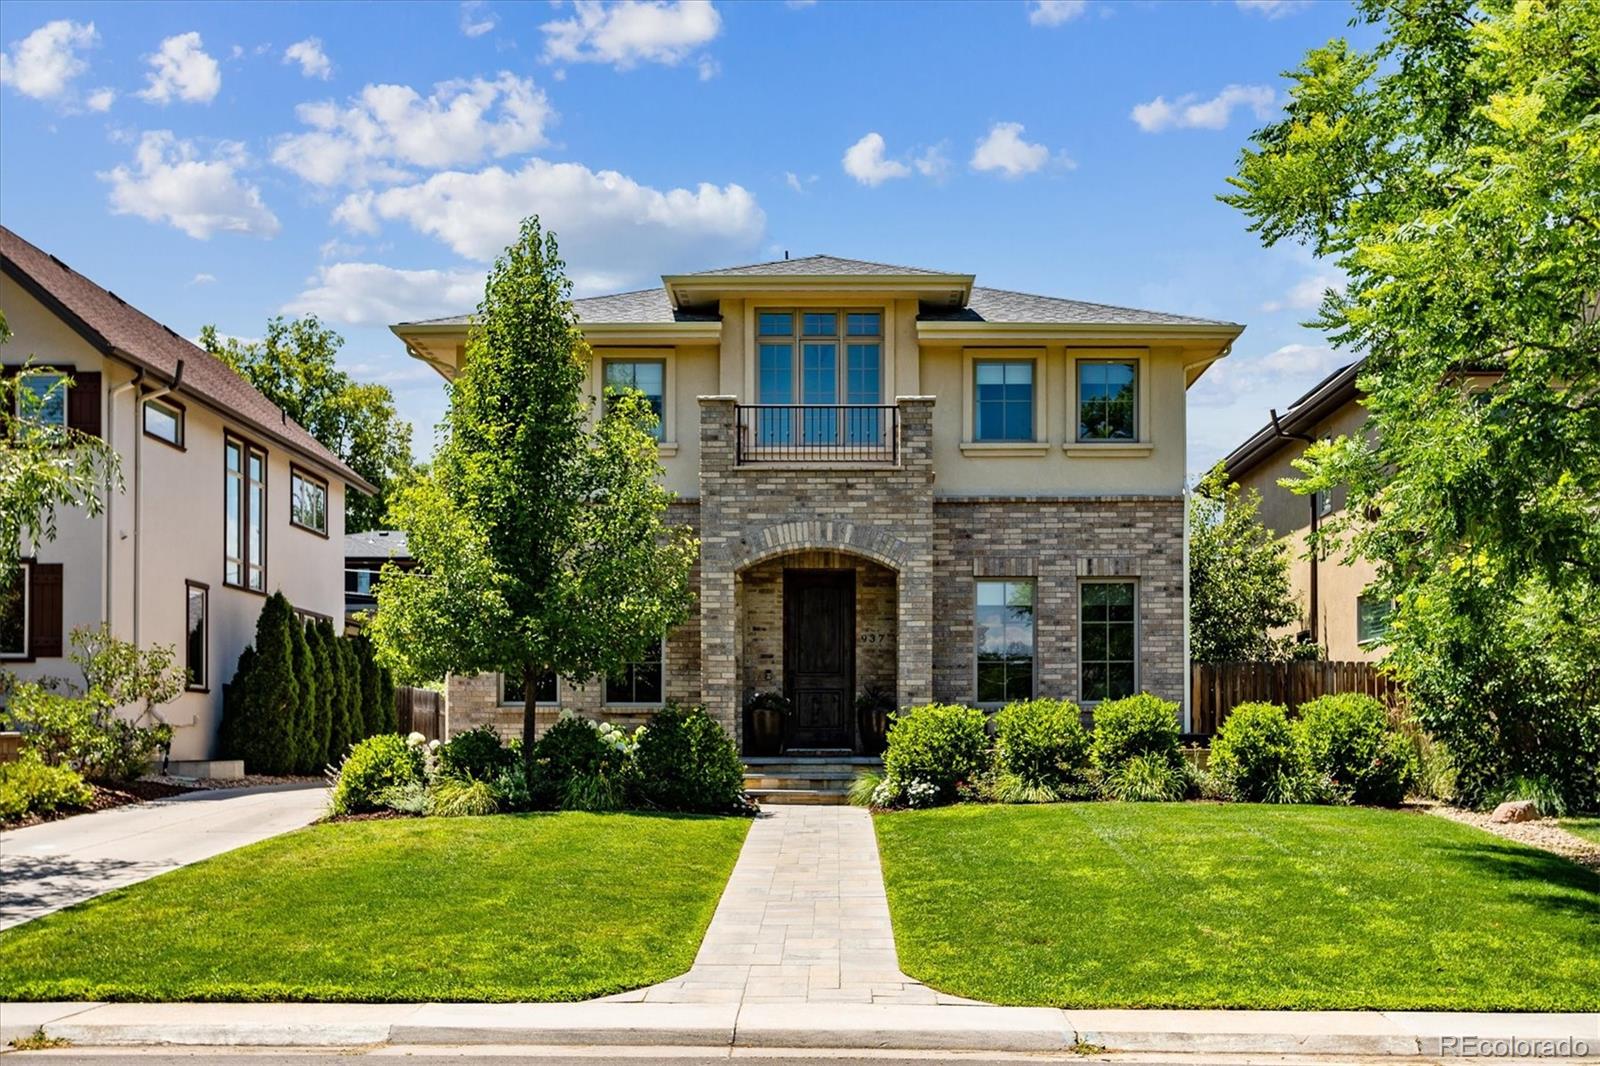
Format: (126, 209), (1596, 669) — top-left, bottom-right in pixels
(1269, 408), (1318, 646)
(104, 371), (141, 631)
(133, 360), (183, 650)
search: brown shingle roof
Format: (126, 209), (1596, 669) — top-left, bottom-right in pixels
(1, 226), (373, 493)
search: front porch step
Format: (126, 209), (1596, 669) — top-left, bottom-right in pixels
(746, 786), (853, 806)
(744, 771), (859, 790)
(742, 756), (879, 806)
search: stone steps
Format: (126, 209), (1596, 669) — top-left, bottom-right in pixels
(743, 757), (880, 806)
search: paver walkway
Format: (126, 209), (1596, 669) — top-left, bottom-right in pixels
(0, 782), (328, 930)
(608, 805), (973, 1006)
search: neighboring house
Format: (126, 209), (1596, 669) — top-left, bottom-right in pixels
(344, 529), (412, 630)
(393, 255), (1242, 749)
(1222, 359), (1386, 662)
(0, 226), (374, 766)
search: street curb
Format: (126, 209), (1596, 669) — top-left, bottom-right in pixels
(11, 1002), (1599, 1055)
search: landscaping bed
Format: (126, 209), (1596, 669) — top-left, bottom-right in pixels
(1, 777), (196, 830)
(875, 802), (1600, 1011)
(0, 811), (750, 1002)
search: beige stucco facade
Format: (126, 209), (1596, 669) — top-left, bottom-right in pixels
(2, 273), (357, 761)
(399, 258), (1241, 747)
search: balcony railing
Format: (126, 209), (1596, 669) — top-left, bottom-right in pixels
(735, 404), (899, 464)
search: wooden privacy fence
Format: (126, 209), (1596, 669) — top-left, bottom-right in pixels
(395, 686), (444, 742)
(1190, 660), (1405, 736)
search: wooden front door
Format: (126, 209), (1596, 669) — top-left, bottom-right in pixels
(783, 569), (855, 750)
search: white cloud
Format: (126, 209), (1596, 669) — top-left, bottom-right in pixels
(1027, 1), (1087, 26)
(190, 272), (217, 285)
(913, 142), (950, 180)
(0, 20), (97, 101)
(287, 262), (485, 326)
(784, 171), (816, 194)
(1190, 342), (1347, 408)
(460, 0), (498, 37)
(541, 0), (721, 70)
(1131, 84), (1276, 132)
(331, 158), (765, 293)
(272, 73), (554, 188)
(1235, 0), (1311, 17)
(85, 86), (115, 111)
(697, 55), (719, 81)
(102, 131), (279, 239)
(842, 132), (909, 187)
(1261, 273), (1340, 313)
(970, 121), (1051, 178)
(138, 32), (221, 105)
(283, 37), (332, 80)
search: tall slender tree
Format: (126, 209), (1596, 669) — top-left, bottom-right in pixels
(372, 216), (696, 757)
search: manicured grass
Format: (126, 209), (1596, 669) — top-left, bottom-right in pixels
(1561, 816), (1600, 846)
(0, 812), (749, 1002)
(875, 803), (1599, 1011)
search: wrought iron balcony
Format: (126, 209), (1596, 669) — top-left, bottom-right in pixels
(735, 404), (899, 465)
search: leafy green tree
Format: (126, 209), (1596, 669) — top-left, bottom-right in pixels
(220, 593), (300, 775)
(0, 311), (121, 584)
(1223, 0), (1600, 807)
(200, 316), (413, 532)
(372, 217), (696, 757)
(1188, 464), (1303, 663)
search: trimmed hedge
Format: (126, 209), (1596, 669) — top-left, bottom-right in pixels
(994, 698), (1090, 792)
(1210, 701), (1303, 803)
(883, 703), (988, 800)
(1296, 693), (1416, 807)
(329, 733), (424, 815)
(1091, 693), (1182, 775)
(632, 704), (746, 813)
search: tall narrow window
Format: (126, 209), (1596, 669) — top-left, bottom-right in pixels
(974, 361), (1035, 442)
(185, 582), (208, 690)
(17, 371), (67, 428)
(0, 563), (28, 659)
(225, 436), (267, 591)
(1076, 360), (1137, 441)
(606, 641), (664, 705)
(290, 467), (329, 536)
(976, 580), (1034, 704)
(1081, 580), (1137, 702)
(603, 359), (666, 439)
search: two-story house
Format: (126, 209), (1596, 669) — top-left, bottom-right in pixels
(393, 256), (1242, 751)
(1, 226), (373, 771)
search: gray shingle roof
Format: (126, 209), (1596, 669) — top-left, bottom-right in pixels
(398, 287), (719, 328)
(687, 254), (958, 277)
(344, 529), (410, 559)
(922, 286), (1235, 327)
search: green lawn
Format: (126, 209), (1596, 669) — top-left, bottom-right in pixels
(0, 812), (749, 1002)
(1560, 816), (1600, 846)
(875, 803), (1599, 1011)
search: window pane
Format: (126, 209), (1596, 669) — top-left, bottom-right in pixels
(977, 581), (1034, 703)
(225, 441), (241, 473)
(1079, 361), (1137, 441)
(758, 312), (792, 336)
(0, 569), (25, 655)
(758, 344), (793, 403)
(802, 312), (837, 336)
(974, 361), (1034, 442)
(606, 642), (664, 703)
(846, 312), (880, 336)
(846, 344), (881, 405)
(144, 401), (181, 444)
(186, 586), (206, 688)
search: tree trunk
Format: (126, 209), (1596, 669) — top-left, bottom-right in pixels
(522, 659), (539, 767)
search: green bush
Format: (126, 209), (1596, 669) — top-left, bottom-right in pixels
(883, 703), (988, 801)
(430, 775), (500, 817)
(330, 734), (424, 815)
(631, 704), (745, 813)
(1091, 693), (1182, 775)
(1101, 752), (1186, 802)
(0, 755), (94, 822)
(288, 615), (316, 774)
(993, 698), (1090, 791)
(562, 770), (628, 812)
(335, 637), (363, 749)
(529, 715), (629, 809)
(1295, 694), (1416, 807)
(308, 620), (337, 769)
(1210, 702), (1306, 803)
(2, 682), (171, 783)
(439, 726), (517, 781)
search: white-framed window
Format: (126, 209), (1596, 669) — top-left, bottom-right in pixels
(1, 562), (30, 659)
(602, 359), (667, 440)
(1076, 359), (1138, 441)
(185, 581), (208, 690)
(1081, 579), (1138, 703)
(1357, 594), (1393, 647)
(975, 579), (1035, 704)
(290, 466), (329, 536)
(225, 435), (267, 591)
(17, 371), (67, 428)
(605, 641), (664, 705)
(143, 397), (184, 447)
(502, 670), (557, 705)
(973, 360), (1036, 442)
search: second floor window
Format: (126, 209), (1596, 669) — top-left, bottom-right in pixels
(1077, 360), (1137, 441)
(974, 360), (1034, 442)
(143, 398), (184, 447)
(225, 436), (266, 591)
(606, 640), (664, 705)
(757, 310), (882, 407)
(603, 359), (666, 439)
(291, 468), (329, 536)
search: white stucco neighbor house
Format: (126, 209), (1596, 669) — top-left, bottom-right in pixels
(1, 226), (375, 769)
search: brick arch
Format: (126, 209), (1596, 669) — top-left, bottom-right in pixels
(732, 520), (912, 574)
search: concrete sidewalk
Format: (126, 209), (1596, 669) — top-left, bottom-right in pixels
(0, 783), (329, 930)
(3, 1002), (1594, 1056)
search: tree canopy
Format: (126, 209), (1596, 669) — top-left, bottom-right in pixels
(1223, 0), (1600, 807)
(370, 216), (696, 753)
(200, 316), (414, 533)
(1188, 465), (1303, 664)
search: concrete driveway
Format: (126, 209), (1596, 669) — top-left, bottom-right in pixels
(0, 782), (329, 930)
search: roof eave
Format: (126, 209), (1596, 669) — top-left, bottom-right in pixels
(391, 319), (724, 344)
(662, 272), (976, 310)
(915, 320), (1244, 345)
(1222, 361), (1364, 479)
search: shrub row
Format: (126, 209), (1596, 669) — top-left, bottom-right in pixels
(220, 593), (396, 776)
(330, 703), (747, 818)
(868, 691), (1417, 809)
(0, 754), (95, 823)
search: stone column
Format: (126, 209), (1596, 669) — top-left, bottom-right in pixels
(697, 395), (741, 744)
(893, 396), (937, 709)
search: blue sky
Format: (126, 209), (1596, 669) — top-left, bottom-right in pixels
(0, 0), (1369, 470)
